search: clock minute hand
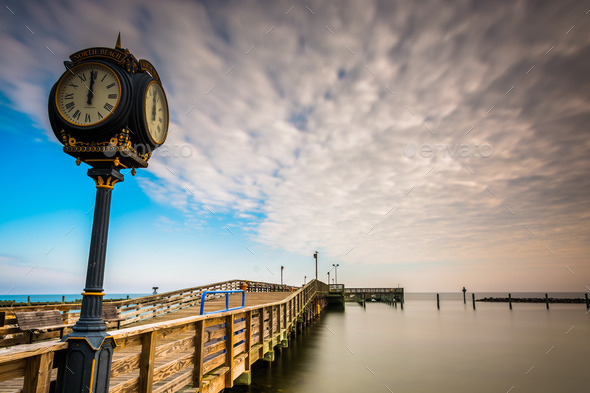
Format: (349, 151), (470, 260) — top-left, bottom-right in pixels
(86, 71), (95, 105)
(151, 91), (157, 121)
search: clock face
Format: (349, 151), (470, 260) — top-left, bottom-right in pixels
(55, 62), (121, 127)
(144, 81), (169, 144)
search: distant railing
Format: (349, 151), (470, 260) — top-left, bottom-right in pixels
(344, 288), (404, 294)
(0, 279), (298, 347)
(0, 279), (329, 393)
(200, 290), (245, 315)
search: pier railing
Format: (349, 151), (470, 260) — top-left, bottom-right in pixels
(344, 288), (403, 293)
(0, 279), (297, 347)
(0, 279), (328, 393)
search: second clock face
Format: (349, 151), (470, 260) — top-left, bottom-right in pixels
(144, 81), (169, 145)
(55, 62), (121, 127)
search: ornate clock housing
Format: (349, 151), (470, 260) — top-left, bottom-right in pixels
(48, 36), (169, 169)
(130, 73), (169, 150)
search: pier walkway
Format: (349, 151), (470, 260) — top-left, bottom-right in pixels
(0, 280), (328, 393)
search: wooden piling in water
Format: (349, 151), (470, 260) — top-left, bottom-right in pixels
(508, 293), (512, 310)
(472, 293), (476, 310)
(545, 293), (549, 309)
(436, 293), (440, 309)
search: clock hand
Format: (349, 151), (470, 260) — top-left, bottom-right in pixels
(86, 71), (95, 105)
(151, 91), (157, 121)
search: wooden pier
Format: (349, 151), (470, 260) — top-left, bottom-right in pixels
(0, 279), (329, 393)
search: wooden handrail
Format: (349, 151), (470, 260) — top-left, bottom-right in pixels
(0, 279), (328, 393)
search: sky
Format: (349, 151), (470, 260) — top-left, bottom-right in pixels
(1, 0), (589, 295)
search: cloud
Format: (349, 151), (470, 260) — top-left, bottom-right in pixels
(1, 0), (589, 290)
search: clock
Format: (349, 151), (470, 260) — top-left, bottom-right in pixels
(55, 62), (120, 126)
(49, 60), (132, 142)
(130, 73), (169, 149)
(48, 37), (169, 169)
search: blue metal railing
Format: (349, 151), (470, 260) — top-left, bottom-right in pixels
(200, 290), (245, 315)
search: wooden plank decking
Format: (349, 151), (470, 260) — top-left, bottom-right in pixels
(126, 292), (292, 327)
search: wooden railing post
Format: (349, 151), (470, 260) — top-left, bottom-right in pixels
(259, 306), (265, 358)
(282, 303), (287, 332)
(24, 352), (54, 393)
(269, 305), (274, 337)
(245, 310), (252, 373)
(225, 314), (235, 388)
(138, 331), (156, 393)
(193, 320), (205, 391)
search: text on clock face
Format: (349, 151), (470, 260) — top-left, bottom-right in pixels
(56, 63), (121, 126)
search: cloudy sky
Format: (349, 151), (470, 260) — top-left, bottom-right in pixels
(1, 0), (589, 295)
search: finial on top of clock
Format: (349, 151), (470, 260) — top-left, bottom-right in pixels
(115, 32), (122, 50)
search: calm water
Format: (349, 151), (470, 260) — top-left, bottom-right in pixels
(230, 300), (590, 393)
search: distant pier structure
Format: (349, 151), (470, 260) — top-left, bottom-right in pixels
(344, 287), (405, 306)
(327, 284), (346, 309)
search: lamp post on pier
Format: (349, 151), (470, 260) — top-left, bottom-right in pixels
(281, 266), (284, 286)
(313, 251), (318, 280)
(332, 264), (340, 285)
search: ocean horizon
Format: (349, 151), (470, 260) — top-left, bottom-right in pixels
(0, 293), (150, 303)
(0, 291), (586, 304)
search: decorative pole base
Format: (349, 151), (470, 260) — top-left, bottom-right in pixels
(55, 337), (116, 393)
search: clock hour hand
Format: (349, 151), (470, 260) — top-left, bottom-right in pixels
(86, 71), (95, 105)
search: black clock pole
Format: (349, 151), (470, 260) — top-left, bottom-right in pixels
(55, 165), (123, 393)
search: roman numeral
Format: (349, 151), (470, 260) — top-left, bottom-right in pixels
(158, 107), (163, 112)
(101, 74), (107, 82)
(157, 125), (161, 132)
(106, 83), (115, 89)
(104, 103), (114, 112)
(159, 117), (163, 123)
(65, 102), (75, 111)
(108, 94), (117, 99)
(68, 83), (78, 88)
(64, 93), (74, 100)
(77, 73), (86, 82)
(97, 111), (103, 119)
(90, 70), (98, 79)
(85, 113), (91, 123)
(73, 110), (81, 120)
